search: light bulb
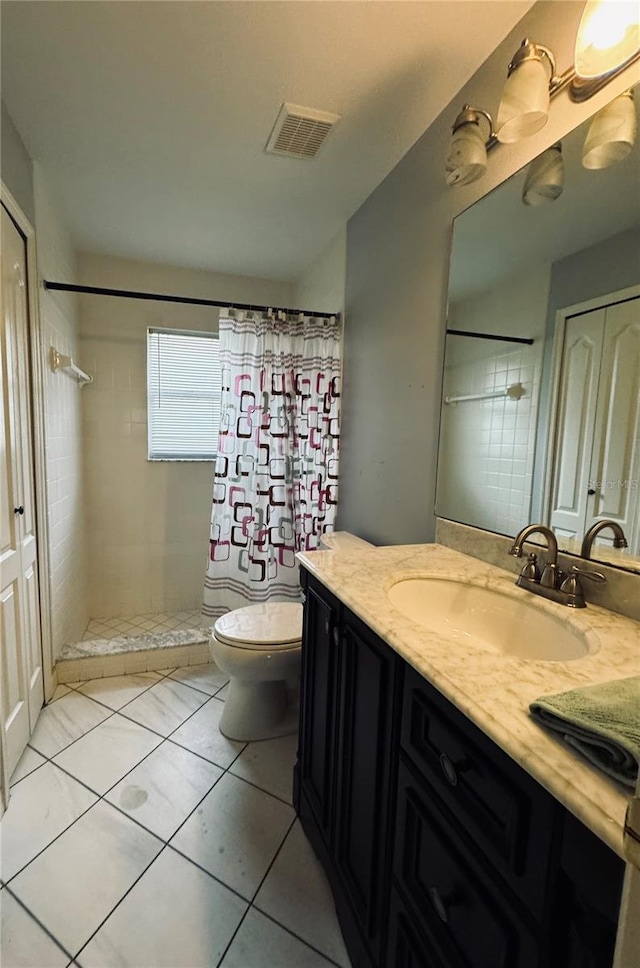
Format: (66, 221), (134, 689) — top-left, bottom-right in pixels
(575, 0), (640, 78)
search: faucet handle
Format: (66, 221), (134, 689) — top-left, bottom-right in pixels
(519, 553), (541, 582)
(559, 566), (606, 608)
(567, 565), (606, 584)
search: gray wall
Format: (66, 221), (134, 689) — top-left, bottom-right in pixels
(1, 101), (34, 223)
(547, 226), (640, 315)
(338, 0), (640, 547)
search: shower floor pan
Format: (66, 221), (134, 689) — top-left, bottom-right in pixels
(56, 611), (212, 683)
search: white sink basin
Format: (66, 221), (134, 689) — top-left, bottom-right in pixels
(387, 577), (599, 661)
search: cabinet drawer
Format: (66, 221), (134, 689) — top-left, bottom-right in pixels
(394, 762), (539, 968)
(401, 667), (556, 920)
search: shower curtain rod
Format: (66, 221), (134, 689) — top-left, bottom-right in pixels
(42, 280), (340, 321)
(446, 328), (534, 346)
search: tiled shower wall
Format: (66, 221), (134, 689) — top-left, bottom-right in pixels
(34, 165), (89, 657)
(437, 265), (549, 537)
(78, 253), (292, 620)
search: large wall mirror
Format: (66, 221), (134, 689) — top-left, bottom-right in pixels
(436, 85), (640, 573)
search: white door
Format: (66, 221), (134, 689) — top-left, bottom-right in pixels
(589, 298), (640, 554)
(1, 203), (44, 776)
(550, 296), (640, 553)
(549, 309), (604, 540)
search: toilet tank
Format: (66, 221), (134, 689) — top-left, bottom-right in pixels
(319, 531), (374, 551)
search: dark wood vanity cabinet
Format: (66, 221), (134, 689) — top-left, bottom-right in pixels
(295, 570), (625, 968)
(295, 571), (401, 966)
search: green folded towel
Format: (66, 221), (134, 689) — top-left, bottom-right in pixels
(529, 676), (640, 787)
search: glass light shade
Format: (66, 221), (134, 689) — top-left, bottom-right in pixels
(522, 145), (564, 206)
(575, 0), (640, 78)
(582, 92), (637, 168)
(496, 58), (550, 143)
(445, 122), (487, 187)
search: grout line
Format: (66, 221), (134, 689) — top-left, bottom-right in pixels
(2, 883), (76, 964)
(214, 814), (298, 966)
(250, 905), (346, 968)
(7, 688), (324, 966)
(1, 776), (100, 886)
(165, 670), (230, 699)
(224, 767), (295, 809)
(70, 767), (259, 963)
(69, 843), (171, 965)
(239, 816), (346, 968)
(26, 704), (118, 766)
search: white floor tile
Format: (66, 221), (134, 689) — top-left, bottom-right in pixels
(0, 888), (70, 968)
(168, 663), (228, 695)
(171, 772), (294, 900)
(53, 715), (162, 795)
(75, 672), (161, 711)
(216, 682), (229, 700)
(78, 847), (247, 968)
(106, 741), (222, 840)
(49, 684), (73, 702)
(119, 679), (208, 736)
(230, 733), (298, 804)
(254, 821), (350, 967)
(28, 691), (112, 758)
(170, 698), (245, 768)
(10, 801), (162, 957)
(10, 747), (47, 786)
(0, 763), (98, 881)
(220, 907), (336, 968)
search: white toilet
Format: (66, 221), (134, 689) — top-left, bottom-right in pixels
(209, 534), (373, 742)
(209, 602), (303, 742)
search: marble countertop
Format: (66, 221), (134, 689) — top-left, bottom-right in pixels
(296, 543), (640, 859)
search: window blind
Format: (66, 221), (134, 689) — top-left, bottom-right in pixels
(147, 328), (221, 460)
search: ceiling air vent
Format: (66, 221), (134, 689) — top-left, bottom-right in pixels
(265, 103), (341, 159)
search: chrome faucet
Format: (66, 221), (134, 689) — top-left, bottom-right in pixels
(508, 524), (560, 589)
(580, 520), (628, 560)
(508, 523), (605, 608)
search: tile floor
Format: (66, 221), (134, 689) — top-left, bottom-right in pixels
(1, 666), (351, 968)
(81, 612), (205, 641)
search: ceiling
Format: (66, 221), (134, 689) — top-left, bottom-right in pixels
(1, 1), (534, 282)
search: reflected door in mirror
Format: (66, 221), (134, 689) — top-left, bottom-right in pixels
(549, 295), (640, 554)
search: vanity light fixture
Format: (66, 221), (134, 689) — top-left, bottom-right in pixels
(575, 0), (640, 80)
(446, 1), (640, 187)
(445, 105), (494, 187)
(522, 143), (564, 205)
(582, 89), (637, 168)
(496, 39), (559, 143)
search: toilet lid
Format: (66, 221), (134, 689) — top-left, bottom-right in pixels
(213, 602), (303, 650)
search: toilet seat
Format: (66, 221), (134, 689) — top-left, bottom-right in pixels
(213, 602), (303, 651)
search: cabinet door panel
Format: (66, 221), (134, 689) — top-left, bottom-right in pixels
(298, 579), (341, 846)
(394, 762), (539, 968)
(388, 886), (456, 968)
(547, 809), (624, 968)
(335, 613), (399, 958)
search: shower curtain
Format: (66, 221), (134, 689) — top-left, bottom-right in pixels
(202, 309), (341, 620)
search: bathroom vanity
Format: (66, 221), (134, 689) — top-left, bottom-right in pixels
(294, 544), (640, 968)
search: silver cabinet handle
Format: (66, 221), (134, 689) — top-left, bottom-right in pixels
(428, 887), (449, 923)
(440, 753), (458, 786)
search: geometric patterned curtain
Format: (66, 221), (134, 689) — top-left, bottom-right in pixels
(202, 309), (341, 620)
